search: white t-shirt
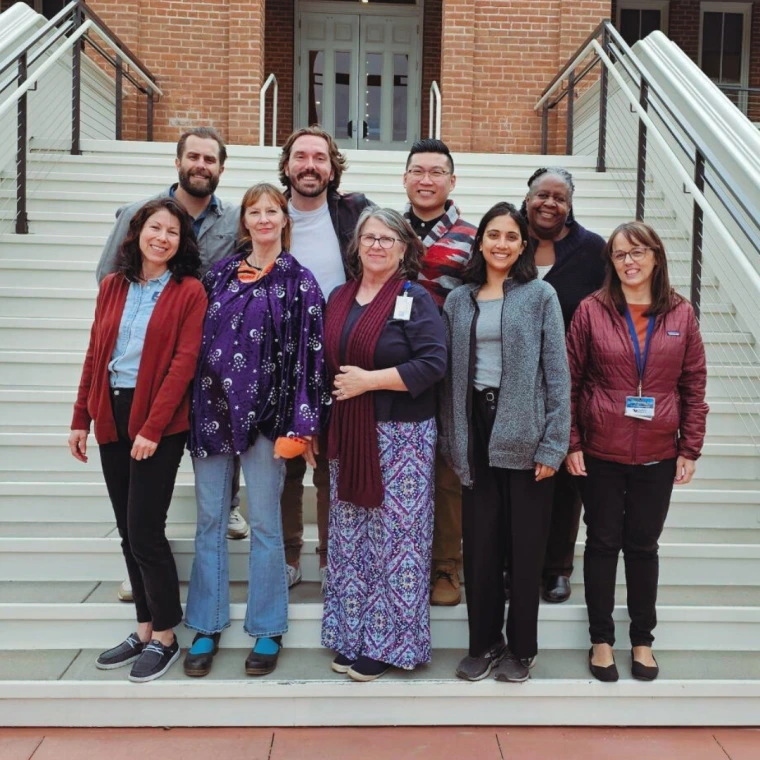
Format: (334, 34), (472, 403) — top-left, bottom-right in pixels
(536, 264), (553, 280)
(288, 200), (346, 299)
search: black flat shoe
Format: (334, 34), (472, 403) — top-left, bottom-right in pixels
(245, 636), (282, 676)
(588, 647), (619, 682)
(542, 575), (571, 603)
(631, 648), (659, 681)
(183, 632), (221, 678)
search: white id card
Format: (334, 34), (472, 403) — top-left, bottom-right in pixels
(625, 396), (655, 421)
(393, 294), (412, 320)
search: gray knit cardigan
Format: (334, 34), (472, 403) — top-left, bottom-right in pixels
(440, 278), (570, 487)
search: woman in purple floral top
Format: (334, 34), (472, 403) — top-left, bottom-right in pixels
(184, 183), (329, 677)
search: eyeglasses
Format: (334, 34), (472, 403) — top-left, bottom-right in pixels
(611, 246), (652, 264)
(359, 234), (402, 250)
(406, 168), (451, 180)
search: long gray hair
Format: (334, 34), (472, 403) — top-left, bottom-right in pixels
(348, 206), (423, 281)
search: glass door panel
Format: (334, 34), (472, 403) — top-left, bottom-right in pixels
(298, 13), (359, 150)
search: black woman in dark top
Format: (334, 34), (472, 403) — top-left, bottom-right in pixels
(321, 207), (447, 682)
(519, 167), (606, 604)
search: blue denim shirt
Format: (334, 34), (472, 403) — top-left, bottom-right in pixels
(108, 269), (172, 388)
(169, 186), (219, 238)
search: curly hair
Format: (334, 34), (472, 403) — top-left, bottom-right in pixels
(278, 126), (347, 193)
(115, 197), (201, 283)
(347, 207), (423, 282)
(463, 201), (537, 285)
(519, 166), (576, 225)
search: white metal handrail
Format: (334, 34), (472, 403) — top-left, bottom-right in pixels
(259, 73), (278, 147)
(429, 81), (441, 140)
(0, 19), (93, 121)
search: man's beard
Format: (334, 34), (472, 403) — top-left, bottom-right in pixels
(178, 167), (220, 198)
(290, 171), (329, 198)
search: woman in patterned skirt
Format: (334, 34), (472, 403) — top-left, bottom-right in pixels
(321, 207), (448, 682)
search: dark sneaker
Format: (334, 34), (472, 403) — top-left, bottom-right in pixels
(493, 650), (531, 683)
(331, 653), (355, 674)
(347, 656), (392, 682)
(95, 632), (145, 670)
(455, 640), (508, 681)
(245, 636), (282, 676)
(128, 638), (180, 683)
(522, 655), (537, 669)
(183, 632), (221, 678)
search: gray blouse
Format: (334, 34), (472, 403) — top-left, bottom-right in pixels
(473, 297), (503, 391)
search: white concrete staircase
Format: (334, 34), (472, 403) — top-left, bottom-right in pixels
(0, 140), (759, 726)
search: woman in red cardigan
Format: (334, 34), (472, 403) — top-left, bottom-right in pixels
(566, 221), (708, 683)
(69, 197), (207, 683)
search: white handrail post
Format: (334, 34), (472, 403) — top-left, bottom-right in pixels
(259, 73), (278, 147)
(429, 81), (441, 139)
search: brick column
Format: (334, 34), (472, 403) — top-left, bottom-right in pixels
(228, 0), (265, 145)
(440, 0), (476, 151)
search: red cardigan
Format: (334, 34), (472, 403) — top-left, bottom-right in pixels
(71, 273), (207, 444)
(566, 292), (708, 465)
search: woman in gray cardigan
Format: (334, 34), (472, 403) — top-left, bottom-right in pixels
(440, 202), (570, 683)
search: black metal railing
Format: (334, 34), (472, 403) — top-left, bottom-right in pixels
(0, 0), (159, 233)
(536, 21), (760, 321)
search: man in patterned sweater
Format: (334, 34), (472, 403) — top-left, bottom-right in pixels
(403, 139), (476, 606)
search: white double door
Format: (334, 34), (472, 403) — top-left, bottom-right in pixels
(297, 10), (420, 150)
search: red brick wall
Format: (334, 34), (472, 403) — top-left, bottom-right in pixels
(87, 0), (265, 146)
(264, 0), (293, 146)
(440, 0), (611, 154)
(422, 0), (443, 140)
(668, 0), (700, 59)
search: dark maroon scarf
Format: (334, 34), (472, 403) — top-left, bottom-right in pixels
(324, 275), (404, 508)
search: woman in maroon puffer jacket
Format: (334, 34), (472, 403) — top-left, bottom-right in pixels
(565, 220), (708, 683)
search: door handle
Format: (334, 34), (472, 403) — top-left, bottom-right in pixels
(362, 120), (368, 139)
(347, 120), (353, 138)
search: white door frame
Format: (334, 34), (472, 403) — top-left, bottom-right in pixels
(615, 0), (670, 37)
(698, 1), (752, 87)
(294, 0), (424, 149)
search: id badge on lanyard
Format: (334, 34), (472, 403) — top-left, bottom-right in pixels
(393, 281), (413, 320)
(624, 309), (656, 421)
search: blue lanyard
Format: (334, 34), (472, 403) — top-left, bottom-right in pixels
(624, 308), (655, 396)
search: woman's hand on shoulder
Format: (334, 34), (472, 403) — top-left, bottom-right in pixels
(131, 434), (158, 461)
(68, 430), (89, 463)
(333, 365), (375, 401)
(674, 455), (696, 485)
(565, 451), (587, 477)
(534, 463), (556, 481)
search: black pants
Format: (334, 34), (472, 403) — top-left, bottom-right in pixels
(462, 388), (554, 660)
(98, 388), (186, 631)
(581, 454), (676, 647)
(542, 462), (582, 578)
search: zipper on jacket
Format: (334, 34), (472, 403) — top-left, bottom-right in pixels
(465, 292), (480, 483)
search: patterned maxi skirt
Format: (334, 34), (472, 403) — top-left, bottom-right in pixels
(321, 418), (437, 670)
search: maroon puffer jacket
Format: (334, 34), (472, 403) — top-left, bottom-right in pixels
(567, 291), (708, 464)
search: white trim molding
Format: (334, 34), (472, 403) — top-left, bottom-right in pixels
(616, 0), (670, 37)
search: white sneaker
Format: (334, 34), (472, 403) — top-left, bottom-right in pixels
(226, 507), (249, 540)
(319, 566), (328, 594)
(118, 579), (133, 602)
(287, 563), (302, 588)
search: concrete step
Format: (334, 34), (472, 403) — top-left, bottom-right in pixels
(2, 647), (759, 727)
(2, 581), (760, 651)
(2, 389), (758, 438)
(0, 478), (756, 527)
(1, 525), (759, 585)
(1, 185), (664, 213)
(0, 430), (755, 479)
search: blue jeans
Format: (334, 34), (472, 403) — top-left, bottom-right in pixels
(186, 435), (288, 638)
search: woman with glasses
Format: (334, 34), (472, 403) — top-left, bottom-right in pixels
(320, 207), (447, 682)
(565, 221), (708, 682)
